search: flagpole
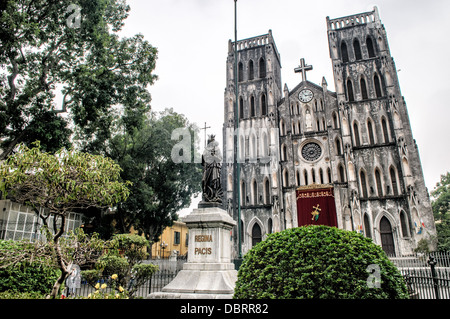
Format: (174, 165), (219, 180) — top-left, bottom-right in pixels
(234, 0), (242, 261)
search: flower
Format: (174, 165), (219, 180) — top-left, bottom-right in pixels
(94, 283), (100, 289)
(111, 274), (118, 280)
(101, 283), (107, 289)
(118, 286), (124, 292)
(115, 294), (120, 299)
(88, 293), (92, 299)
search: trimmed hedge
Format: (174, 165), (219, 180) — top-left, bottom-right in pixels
(234, 225), (409, 299)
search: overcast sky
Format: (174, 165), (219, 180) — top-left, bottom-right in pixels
(119, 0), (450, 215)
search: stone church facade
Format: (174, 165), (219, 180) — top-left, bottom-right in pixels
(222, 7), (436, 257)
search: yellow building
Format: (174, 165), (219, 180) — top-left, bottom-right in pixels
(151, 221), (188, 259)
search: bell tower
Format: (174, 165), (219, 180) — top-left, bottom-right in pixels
(223, 30), (284, 257)
(327, 7), (436, 255)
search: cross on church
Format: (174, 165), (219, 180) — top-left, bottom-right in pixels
(294, 58), (313, 82)
(200, 122), (211, 148)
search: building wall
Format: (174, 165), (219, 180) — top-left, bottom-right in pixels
(151, 220), (189, 259)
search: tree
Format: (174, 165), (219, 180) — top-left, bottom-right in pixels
(98, 109), (202, 245)
(0, 0), (158, 159)
(0, 142), (131, 298)
(431, 172), (450, 251)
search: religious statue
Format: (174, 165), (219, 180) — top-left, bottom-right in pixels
(305, 109), (313, 131)
(200, 134), (223, 206)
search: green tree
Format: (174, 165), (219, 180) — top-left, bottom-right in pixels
(0, 0), (157, 159)
(97, 109), (202, 245)
(0, 142), (131, 298)
(431, 172), (450, 251)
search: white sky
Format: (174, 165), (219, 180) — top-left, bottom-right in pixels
(119, 0), (450, 215)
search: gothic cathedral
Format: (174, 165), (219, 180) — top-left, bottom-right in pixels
(222, 7), (436, 257)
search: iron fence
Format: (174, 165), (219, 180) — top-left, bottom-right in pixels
(390, 252), (450, 300)
(67, 269), (179, 299)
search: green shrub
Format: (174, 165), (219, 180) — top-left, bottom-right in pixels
(0, 290), (46, 299)
(234, 225), (409, 299)
(0, 262), (60, 296)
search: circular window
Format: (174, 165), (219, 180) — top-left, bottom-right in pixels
(301, 142), (322, 161)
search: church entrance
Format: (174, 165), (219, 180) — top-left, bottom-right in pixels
(380, 217), (395, 256)
(251, 223), (262, 247)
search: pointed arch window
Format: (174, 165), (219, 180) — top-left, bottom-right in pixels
(364, 213), (372, 238)
(250, 96), (255, 117)
(304, 169), (309, 186)
(346, 79), (355, 102)
(360, 170), (368, 198)
(353, 122), (361, 146)
(338, 164), (346, 183)
(400, 211), (409, 237)
(366, 36), (376, 58)
(353, 39), (362, 60)
(390, 166), (399, 196)
(264, 178), (270, 205)
(251, 223), (262, 247)
(360, 78), (369, 100)
(239, 96), (244, 120)
(311, 169), (316, 184)
(341, 41), (349, 63)
(375, 168), (383, 197)
(381, 117), (389, 143)
(327, 168), (332, 183)
(281, 144), (287, 161)
(283, 169), (289, 187)
(261, 93), (267, 116)
(367, 119), (375, 145)
(296, 170), (301, 186)
(238, 62), (244, 82)
(335, 137), (342, 155)
(259, 57), (266, 78)
(248, 60), (254, 80)
(374, 74), (382, 98)
(332, 112), (339, 129)
(240, 180), (246, 205)
(252, 179), (258, 205)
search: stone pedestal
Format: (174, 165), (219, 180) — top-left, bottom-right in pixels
(148, 205), (237, 299)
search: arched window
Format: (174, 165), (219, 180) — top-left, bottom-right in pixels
(380, 217), (395, 256)
(259, 57), (266, 78)
(264, 178), (270, 204)
(364, 213), (372, 238)
(261, 93), (267, 116)
(367, 119), (375, 145)
(335, 137), (342, 155)
(353, 39), (362, 60)
(360, 78), (368, 100)
(252, 223), (262, 247)
(332, 112), (338, 129)
(374, 74), (382, 98)
(381, 117), (389, 143)
(353, 122), (361, 146)
(338, 164), (345, 183)
(304, 169), (309, 185)
(239, 96), (244, 119)
(346, 79), (355, 102)
(341, 41), (349, 63)
(250, 96), (255, 117)
(248, 60), (254, 81)
(311, 168), (316, 184)
(319, 168), (324, 184)
(238, 62), (244, 82)
(280, 119), (286, 136)
(240, 180), (246, 205)
(267, 218), (273, 234)
(360, 170), (368, 198)
(283, 169), (289, 187)
(375, 168), (383, 197)
(252, 179), (257, 205)
(281, 144), (287, 161)
(366, 36), (376, 58)
(390, 166), (399, 196)
(327, 168), (332, 183)
(400, 211), (409, 237)
(296, 170), (301, 186)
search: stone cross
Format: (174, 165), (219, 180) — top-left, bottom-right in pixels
(200, 122), (211, 148)
(294, 58), (313, 82)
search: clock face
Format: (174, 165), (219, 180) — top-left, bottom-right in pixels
(299, 89), (314, 103)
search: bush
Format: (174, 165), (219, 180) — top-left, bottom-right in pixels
(234, 225), (409, 299)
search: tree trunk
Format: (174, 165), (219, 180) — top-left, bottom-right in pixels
(48, 214), (68, 299)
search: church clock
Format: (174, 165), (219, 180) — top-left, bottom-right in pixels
(299, 89), (314, 103)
